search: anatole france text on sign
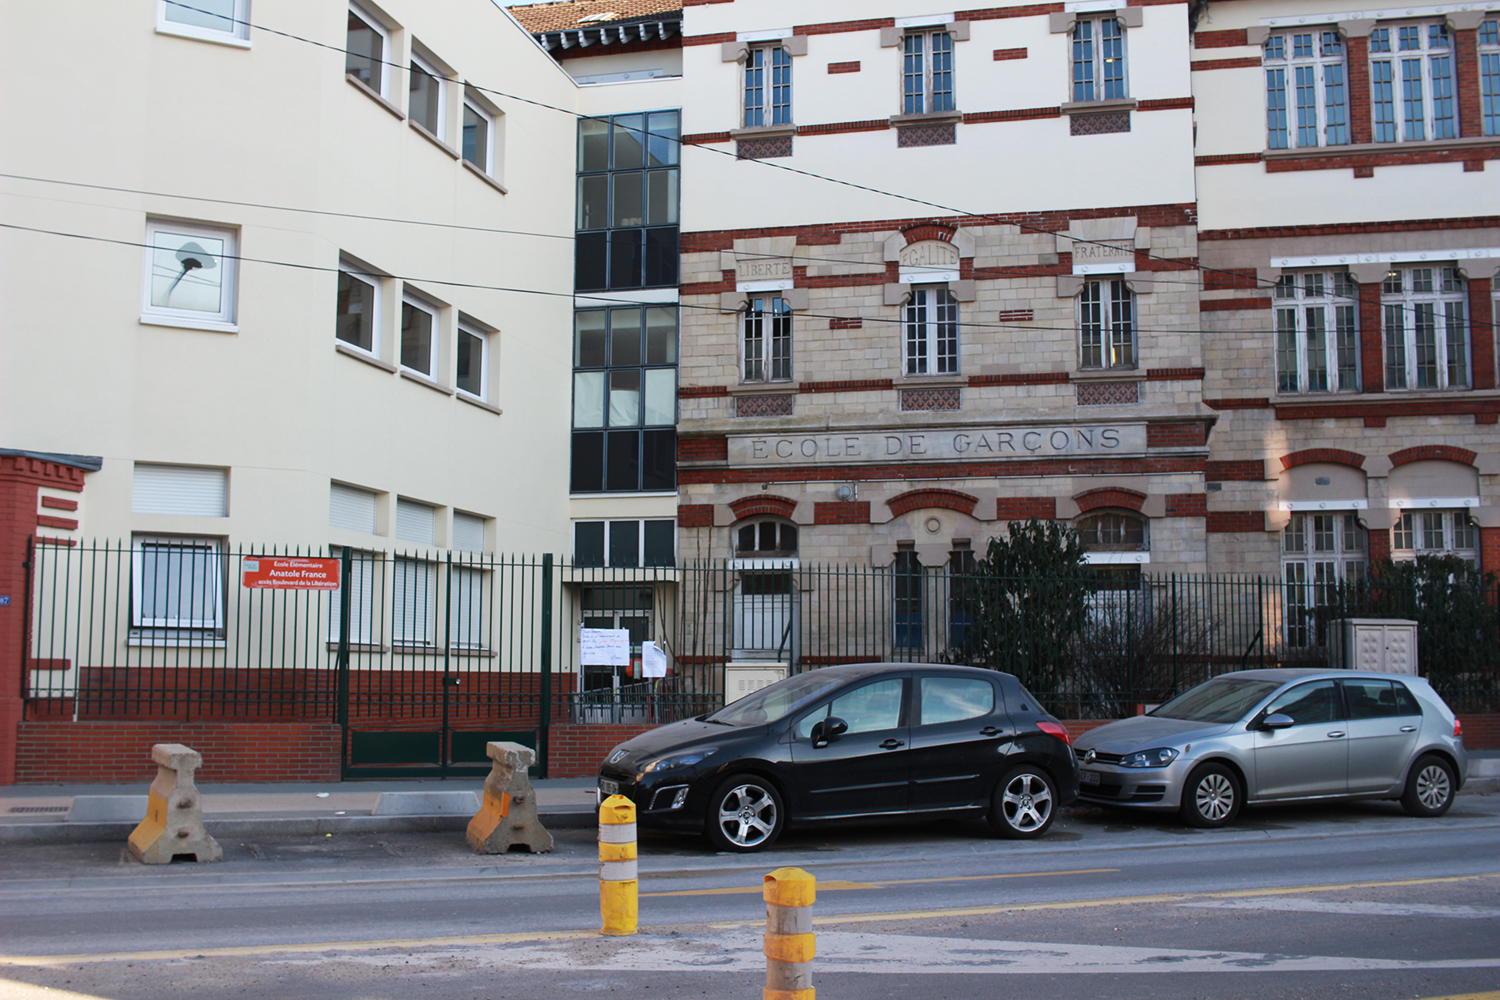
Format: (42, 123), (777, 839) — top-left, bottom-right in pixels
(728, 423), (1148, 466)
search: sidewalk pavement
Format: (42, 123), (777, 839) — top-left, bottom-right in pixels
(3, 755), (1495, 847)
(0, 777), (601, 844)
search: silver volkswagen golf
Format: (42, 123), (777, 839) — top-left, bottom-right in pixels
(1072, 669), (1467, 827)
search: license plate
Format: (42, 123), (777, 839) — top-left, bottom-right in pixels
(1079, 770), (1101, 786)
(599, 778), (620, 796)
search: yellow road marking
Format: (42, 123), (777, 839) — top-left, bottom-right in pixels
(1416, 994), (1500, 1000)
(643, 867), (1118, 896)
(3, 871), (1495, 967)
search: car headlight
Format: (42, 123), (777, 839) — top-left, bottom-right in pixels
(1121, 747), (1180, 768)
(640, 748), (718, 773)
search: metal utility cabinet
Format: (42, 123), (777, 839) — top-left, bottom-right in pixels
(1329, 619), (1418, 674)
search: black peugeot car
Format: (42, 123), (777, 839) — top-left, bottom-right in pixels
(596, 663), (1079, 852)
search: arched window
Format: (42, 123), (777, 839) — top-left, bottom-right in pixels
(735, 518), (798, 557)
(1076, 511), (1147, 551)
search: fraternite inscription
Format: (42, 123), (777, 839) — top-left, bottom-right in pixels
(727, 423), (1148, 466)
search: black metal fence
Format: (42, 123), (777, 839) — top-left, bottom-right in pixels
(24, 541), (1500, 756)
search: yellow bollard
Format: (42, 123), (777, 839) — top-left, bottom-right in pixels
(598, 794), (638, 936)
(763, 867), (816, 1000)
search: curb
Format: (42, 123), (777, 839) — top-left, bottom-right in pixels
(0, 808), (599, 845)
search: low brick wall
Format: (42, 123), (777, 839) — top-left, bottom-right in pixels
(15, 721), (342, 784)
(546, 722), (659, 778)
(1458, 714), (1500, 751)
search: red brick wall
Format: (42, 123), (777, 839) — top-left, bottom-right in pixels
(1389, 445), (1477, 467)
(1146, 423), (1208, 447)
(1280, 448), (1366, 470)
(678, 504), (715, 528)
(1455, 29), (1482, 139)
(679, 437), (729, 462)
(813, 501), (871, 524)
(1207, 510), (1266, 533)
(1165, 494), (1208, 517)
(1074, 487), (1147, 513)
(1359, 281), (1384, 393)
(887, 488), (979, 517)
(1206, 460), (1265, 481)
(14, 721), (343, 784)
(1471, 278), (1496, 390)
(996, 497), (1057, 520)
(729, 495), (797, 519)
(1458, 714), (1500, 751)
(1480, 527), (1500, 575)
(546, 723), (659, 778)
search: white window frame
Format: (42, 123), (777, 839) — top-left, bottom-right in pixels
(1274, 271), (1359, 393)
(336, 259), (382, 357)
(449, 564), (490, 650)
(141, 218), (238, 332)
(1264, 29), (1348, 149)
(1392, 509), (1479, 566)
(902, 30), (955, 115)
(408, 49), (448, 140)
(456, 322), (489, 401)
(743, 296), (792, 382)
(744, 45), (793, 127)
(1078, 278), (1136, 370)
(462, 94), (495, 174)
(399, 293), (439, 378)
(1072, 15), (1128, 103)
(347, 2), (391, 98)
(1481, 18), (1499, 136)
(392, 557), (436, 646)
(1382, 266), (1469, 390)
(1283, 512), (1367, 648)
(157, 0), (250, 45)
(904, 287), (960, 376)
(131, 535), (225, 630)
(1370, 21), (1458, 143)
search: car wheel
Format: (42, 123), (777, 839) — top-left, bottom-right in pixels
(1400, 754), (1456, 818)
(705, 774), (785, 852)
(988, 764), (1057, 839)
(1179, 763), (1240, 828)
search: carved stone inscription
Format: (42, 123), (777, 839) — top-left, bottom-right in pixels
(736, 256), (794, 282)
(898, 240), (960, 269)
(1070, 240), (1134, 265)
(728, 423), (1147, 466)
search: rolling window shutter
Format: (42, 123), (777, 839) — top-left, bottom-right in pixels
(396, 499), (436, 545)
(329, 484), (378, 533)
(452, 512), (485, 553)
(392, 559), (434, 644)
(327, 547), (379, 644)
(449, 566), (485, 648)
(133, 464), (227, 516)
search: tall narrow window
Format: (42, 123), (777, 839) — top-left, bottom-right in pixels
(1481, 19), (1500, 136)
(894, 548), (924, 650)
(456, 323), (488, 400)
(346, 3), (389, 97)
(744, 46), (792, 126)
(392, 558), (435, 646)
(1283, 513), (1366, 648)
(1382, 267), (1469, 390)
(400, 295), (438, 378)
(904, 288), (959, 375)
(1274, 272), (1358, 392)
(1074, 17), (1127, 102)
(575, 111), (680, 291)
(409, 50), (447, 139)
(903, 31), (955, 114)
(1370, 23), (1457, 142)
(1078, 279), (1136, 370)
(1264, 30), (1348, 148)
(336, 261), (380, 355)
(462, 95), (494, 174)
(743, 297), (792, 382)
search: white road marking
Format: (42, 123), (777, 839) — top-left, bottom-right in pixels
(1181, 898), (1500, 919)
(317, 930), (1500, 976)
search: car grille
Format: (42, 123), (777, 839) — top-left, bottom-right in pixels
(1074, 748), (1125, 765)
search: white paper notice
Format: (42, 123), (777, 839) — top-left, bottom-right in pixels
(640, 640), (668, 678)
(580, 627), (631, 666)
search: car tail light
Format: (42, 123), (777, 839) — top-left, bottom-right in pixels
(1455, 718), (1463, 741)
(1037, 720), (1072, 746)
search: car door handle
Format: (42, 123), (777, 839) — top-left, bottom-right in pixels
(1326, 731), (1345, 739)
(1400, 726), (1417, 733)
(880, 739), (905, 750)
(980, 726), (1004, 736)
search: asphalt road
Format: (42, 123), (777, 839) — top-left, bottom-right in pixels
(2, 795), (1498, 1000)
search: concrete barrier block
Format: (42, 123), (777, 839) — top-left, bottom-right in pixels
(371, 791), (480, 816)
(127, 743), (222, 864)
(467, 742), (553, 854)
(67, 796), (149, 823)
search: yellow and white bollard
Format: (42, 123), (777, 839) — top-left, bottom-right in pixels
(598, 794), (638, 936)
(763, 867), (816, 1000)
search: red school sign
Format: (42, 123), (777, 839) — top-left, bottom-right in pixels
(241, 557), (342, 591)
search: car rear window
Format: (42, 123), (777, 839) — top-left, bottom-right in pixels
(919, 676), (995, 725)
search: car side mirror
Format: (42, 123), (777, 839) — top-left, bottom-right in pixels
(811, 716), (848, 748)
(1260, 713), (1295, 730)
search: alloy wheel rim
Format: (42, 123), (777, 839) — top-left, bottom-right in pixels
(718, 784), (776, 846)
(1196, 773), (1234, 821)
(1002, 773), (1053, 830)
(1416, 765), (1451, 810)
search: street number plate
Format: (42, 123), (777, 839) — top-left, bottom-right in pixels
(599, 778), (620, 796)
(1079, 770), (1101, 786)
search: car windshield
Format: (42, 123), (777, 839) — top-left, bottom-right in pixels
(1150, 677), (1281, 724)
(705, 671), (845, 727)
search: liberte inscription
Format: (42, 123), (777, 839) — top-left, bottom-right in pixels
(728, 423), (1147, 466)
